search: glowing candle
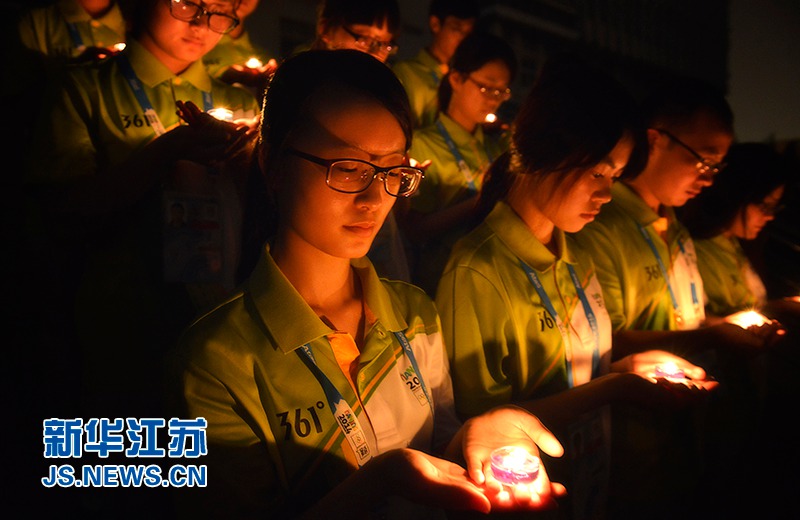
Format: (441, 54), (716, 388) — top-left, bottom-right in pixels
(490, 446), (540, 486)
(726, 310), (771, 329)
(112, 42), (126, 52)
(207, 108), (233, 122)
(245, 57), (263, 69)
(654, 362), (685, 381)
(484, 113), (497, 123)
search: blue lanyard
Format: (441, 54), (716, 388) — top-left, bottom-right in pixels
(636, 223), (700, 325)
(117, 54), (213, 136)
(519, 260), (600, 388)
(298, 330), (432, 466)
(66, 22), (85, 52)
(436, 120), (494, 193)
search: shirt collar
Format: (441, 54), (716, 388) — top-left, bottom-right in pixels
(486, 201), (576, 271)
(245, 246), (407, 354)
(125, 39), (213, 91)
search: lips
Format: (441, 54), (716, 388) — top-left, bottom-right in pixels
(343, 222), (376, 237)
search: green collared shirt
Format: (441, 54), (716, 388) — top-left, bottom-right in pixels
(392, 48), (444, 129)
(18, 0), (126, 58)
(436, 201), (612, 419)
(572, 182), (705, 332)
(26, 38), (259, 184)
(694, 234), (766, 315)
(172, 247), (460, 516)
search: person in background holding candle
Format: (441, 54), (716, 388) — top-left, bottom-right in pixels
(22, 0), (260, 423)
(203, 0), (276, 102)
(571, 74), (785, 516)
(677, 141), (798, 327)
(436, 54), (720, 520)
(392, 0), (480, 130)
(676, 141), (799, 510)
(16, 0), (127, 60)
(169, 49), (567, 518)
(398, 30), (516, 297)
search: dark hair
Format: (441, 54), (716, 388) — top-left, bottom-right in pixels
(429, 0), (481, 21)
(476, 54), (648, 219)
(437, 31), (517, 111)
(640, 75), (734, 135)
(678, 142), (792, 239)
(316, 0), (401, 37)
(261, 49), (412, 151)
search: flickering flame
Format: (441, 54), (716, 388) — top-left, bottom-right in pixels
(490, 446), (540, 486)
(207, 108), (234, 122)
(484, 113), (497, 123)
(726, 310), (771, 329)
(245, 57), (263, 69)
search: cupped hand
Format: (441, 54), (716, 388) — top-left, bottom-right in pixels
(456, 404), (567, 510)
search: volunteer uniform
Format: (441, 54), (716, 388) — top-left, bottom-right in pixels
(573, 181), (706, 332)
(392, 48), (444, 129)
(174, 247), (461, 517)
(694, 234), (767, 315)
(408, 113), (509, 295)
(573, 181), (710, 509)
(24, 37), (260, 418)
(436, 201), (612, 416)
(18, 0), (126, 59)
(436, 201), (612, 519)
(26, 38), (259, 184)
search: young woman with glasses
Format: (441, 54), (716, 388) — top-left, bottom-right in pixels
(398, 30), (517, 297)
(170, 49), (567, 518)
(677, 142), (796, 322)
(310, 0), (400, 63)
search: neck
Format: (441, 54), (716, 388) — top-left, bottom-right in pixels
(507, 187), (557, 255)
(270, 232), (357, 315)
(445, 105), (477, 134)
(624, 177), (661, 214)
(426, 44), (450, 70)
(136, 34), (193, 75)
(79, 0), (113, 18)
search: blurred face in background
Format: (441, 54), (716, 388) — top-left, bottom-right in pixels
(319, 18), (397, 63)
(448, 59), (511, 129)
(430, 14), (475, 64)
(729, 185), (784, 240)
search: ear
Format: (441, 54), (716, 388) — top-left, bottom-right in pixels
(429, 15), (442, 34)
(448, 70), (466, 90)
(646, 128), (663, 153)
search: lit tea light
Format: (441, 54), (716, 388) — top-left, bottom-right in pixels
(726, 309), (771, 329)
(112, 42), (126, 52)
(654, 362), (685, 381)
(484, 113), (497, 124)
(245, 57), (263, 69)
(490, 446), (540, 486)
(207, 108), (233, 122)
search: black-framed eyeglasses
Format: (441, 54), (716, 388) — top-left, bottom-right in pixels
(169, 0), (240, 35)
(286, 148), (424, 198)
(654, 128), (726, 175)
(467, 77), (511, 101)
(341, 26), (398, 56)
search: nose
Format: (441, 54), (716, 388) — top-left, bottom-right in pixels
(696, 171), (715, 187)
(593, 179), (613, 204)
(355, 172), (387, 209)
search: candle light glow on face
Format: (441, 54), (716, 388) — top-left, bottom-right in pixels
(490, 446), (540, 486)
(207, 108), (234, 122)
(726, 309), (771, 329)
